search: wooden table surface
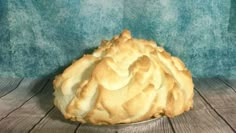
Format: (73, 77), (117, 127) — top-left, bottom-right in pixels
(0, 77), (236, 133)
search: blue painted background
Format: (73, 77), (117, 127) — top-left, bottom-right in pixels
(0, 0), (235, 78)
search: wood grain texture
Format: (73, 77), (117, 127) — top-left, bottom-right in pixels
(192, 90), (208, 110)
(194, 78), (236, 132)
(0, 81), (53, 132)
(216, 108), (236, 130)
(30, 108), (79, 133)
(0, 78), (22, 98)
(194, 78), (236, 108)
(170, 86), (235, 133)
(220, 78), (236, 92)
(0, 79), (48, 120)
(170, 109), (234, 133)
(77, 117), (173, 133)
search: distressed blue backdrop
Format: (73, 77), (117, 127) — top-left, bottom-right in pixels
(0, 0), (235, 78)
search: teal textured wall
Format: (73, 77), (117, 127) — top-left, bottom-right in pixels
(0, 0), (235, 78)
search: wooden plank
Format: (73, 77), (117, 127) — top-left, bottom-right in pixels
(193, 78), (236, 132)
(0, 78), (22, 98)
(170, 85), (235, 133)
(192, 90), (208, 110)
(194, 78), (236, 108)
(170, 109), (234, 133)
(0, 78), (48, 120)
(218, 78), (236, 130)
(220, 78), (236, 92)
(77, 117), (173, 133)
(0, 81), (54, 132)
(216, 108), (236, 130)
(30, 108), (79, 133)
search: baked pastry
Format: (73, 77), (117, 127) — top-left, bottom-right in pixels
(53, 30), (194, 125)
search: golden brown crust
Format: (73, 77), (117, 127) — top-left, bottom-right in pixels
(53, 30), (194, 125)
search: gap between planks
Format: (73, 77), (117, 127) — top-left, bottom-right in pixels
(194, 78), (236, 132)
(0, 79), (55, 132)
(28, 106), (55, 133)
(218, 78), (236, 93)
(194, 88), (236, 132)
(0, 78), (23, 98)
(0, 79), (50, 121)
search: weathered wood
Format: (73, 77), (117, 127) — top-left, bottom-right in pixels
(194, 78), (236, 108)
(220, 78), (236, 92)
(0, 79), (48, 120)
(77, 117), (173, 133)
(216, 108), (236, 130)
(170, 108), (234, 133)
(170, 85), (235, 133)
(0, 81), (54, 132)
(30, 108), (79, 133)
(0, 78), (22, 98)
(194, 78), (236, 132)
(192, 90), (208, 110)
